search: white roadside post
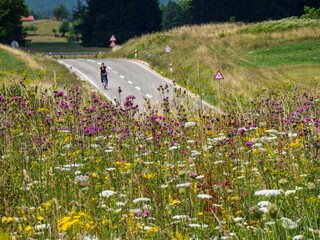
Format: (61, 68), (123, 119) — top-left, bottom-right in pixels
(134, 49), (138, 59)
(164, 45), (171, 70)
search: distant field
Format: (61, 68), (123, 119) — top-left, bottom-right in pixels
(23, 19), (61, 37)
(240, 40), (320, 66)
(22, 20), (107, 53)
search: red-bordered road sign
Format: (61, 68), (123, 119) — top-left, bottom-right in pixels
(214, 70), (224, 80)
(164, 45), (171, 53)
(110, 35), (116, 42)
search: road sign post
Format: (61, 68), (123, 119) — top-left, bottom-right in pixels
(109, 35), (117, 48)
(164, 45), (171, 70)
(214, 69), (224, 108)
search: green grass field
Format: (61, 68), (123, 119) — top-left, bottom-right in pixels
(240, 40), (320, 66)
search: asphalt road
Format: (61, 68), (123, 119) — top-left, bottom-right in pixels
(58, 58), (175, 109)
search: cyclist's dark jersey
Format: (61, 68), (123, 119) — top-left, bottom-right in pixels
(100, 66), (107, 74)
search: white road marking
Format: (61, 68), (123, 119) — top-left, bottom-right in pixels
(136, 86), (141, 91)
(108, 67), (112, 70)
(128, 81), (133, 84)
(120, 75), (125, 78)
(87, 59), (95, 63)
(146, 94), (152, 99)
(112, 71), (117, 74)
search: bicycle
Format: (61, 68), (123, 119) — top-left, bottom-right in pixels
(101, 73), (108, 90)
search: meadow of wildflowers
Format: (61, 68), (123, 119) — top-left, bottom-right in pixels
(0, 82), (319, 240)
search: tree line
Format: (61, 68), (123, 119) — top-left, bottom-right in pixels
(0, 0), (320, 46)
(73, 0), (320, 46)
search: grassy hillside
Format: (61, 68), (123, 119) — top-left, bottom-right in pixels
(0, 44), (80, 87)
(110, 18), (320, 106)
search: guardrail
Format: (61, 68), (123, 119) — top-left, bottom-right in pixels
(43, 52), (101, 58)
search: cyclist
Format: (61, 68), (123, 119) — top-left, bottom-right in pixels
(99, 63), (109, 88)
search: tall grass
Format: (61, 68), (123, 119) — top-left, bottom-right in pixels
(0, 79), (319, 239)
(0, 44), (82, 87)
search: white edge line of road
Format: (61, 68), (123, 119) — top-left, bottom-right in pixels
(57, 60), (112, 102)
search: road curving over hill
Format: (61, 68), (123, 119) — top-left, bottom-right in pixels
(58, 58), (219, 112)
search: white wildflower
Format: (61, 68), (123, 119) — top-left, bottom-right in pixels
(184, 122), (196, 128)
(281, 217), (298, 229)
(116, 202), (126, 207)
(106, 168), (116, 171)
(197, 194), (212, 199)
(254, 189), (281, 197)
(257, 201), (271, 208)
(34, 224), (50, 231)
(74, 175), (89, 186)
(172, 215), (188, 220)
(233, 217), (244, 222)
(99, 190), (116, 198)
(132, 197), (151, 204)
(292, 235), (304, 240)
(195, 175), (205, 179)
(188, 224), (208, 228)
(176, 182), (191, 188)
(285, 190), (296, 196)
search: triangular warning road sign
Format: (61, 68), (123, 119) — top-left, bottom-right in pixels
(110, 41), (116, 48)
(214, 70), (224, 80)
(110, 35), (116, 42)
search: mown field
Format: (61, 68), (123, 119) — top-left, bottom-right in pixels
(22, 20), (107, 53)
(0, 18), (319, 239)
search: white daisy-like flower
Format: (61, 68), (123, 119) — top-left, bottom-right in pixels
(99, 190), (116, 198)
(176, 182), (191, 188)
(254, 189), (281, 197)
(197, 194), (212, 199)
(184, 122), (196, 128)
(132, 197), (151, 204)
(160, 184), (168, 189)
